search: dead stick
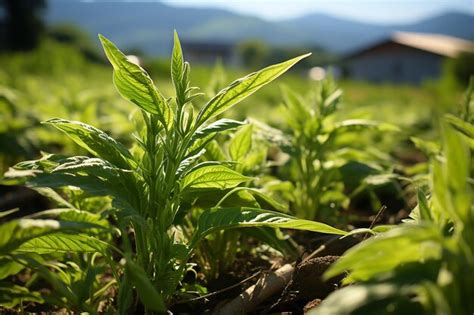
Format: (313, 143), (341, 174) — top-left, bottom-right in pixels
(215, 235), (340, 314)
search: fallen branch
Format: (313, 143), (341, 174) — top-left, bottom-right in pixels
(215, 263), (293, 315)
(215, 235), (341, 314)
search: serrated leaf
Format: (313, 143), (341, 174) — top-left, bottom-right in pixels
(52, 156), (128, 179)
(0, 219), (101, 254)
(181, 165), (251, 190)
(194, 119), (246, 140)
(282, 85), (311, 130)
(445, 114), (474, 139)
(32, 187), (75, 209)
(204, 140), (227, 161)
(171, 30), (185, 97)
(411, 137), (440, 156)
(176, 149), (206, 178)
(99, 34), (173, 129)
(44, 119), (135, 169)
(324, 224), (442, 283)
(24, 171), (127, 200)
(229, 124), (253, 161)
(191, 207), (345, 247)
(125, 259), (166, 312)
(17, 233), (107, 254)
(0, 284), (43, 308)
(330, 119), (400, 134)
(196, 53), (311, 125)
(30, 208), (109, 229)
(187, 133), (216, 156)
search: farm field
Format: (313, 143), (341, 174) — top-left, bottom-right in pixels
(0, 29), (473, 315)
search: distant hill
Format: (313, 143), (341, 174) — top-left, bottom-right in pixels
(45, 0), (474, 56)
(280, 13), (391, 52)
(395, 12), (474, 39)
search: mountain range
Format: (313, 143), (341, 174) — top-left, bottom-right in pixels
(45, 0), (474, 56)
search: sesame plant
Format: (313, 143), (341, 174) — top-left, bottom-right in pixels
(188, 122), (298, 280)
(311, 82), (474, 315)
(273, 80), (399, 222)
(0, 195), (113, 311)
(2, 33), (346, 313)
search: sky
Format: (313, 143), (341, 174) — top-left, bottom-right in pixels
(161, 0), (474, 24)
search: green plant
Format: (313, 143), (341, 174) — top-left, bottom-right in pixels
(189, 122), (298, 280)
(3, 33), (346, 313)
(274, 79), (398, 221)
(311, 83), (474, 315)
(0, 204), (112, 312)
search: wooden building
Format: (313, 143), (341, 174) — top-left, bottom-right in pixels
(344, 32), (474, 84)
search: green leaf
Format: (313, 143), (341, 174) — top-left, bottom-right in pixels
(27, 172), (128, 200)
(330, 119), (400, 134)
(99, 34), (173, 129)
(442, 124), (471, 223)
(125, 259), (166, 312)
(0, 208), (19, 219)
(117, 273), (133, 315)
(181, 165), (251, 190)
(282, 85), (311, 130)
(204, 140), (227, 161)
(33, 187), (76, 209)
(52, 156), (129, 179)
(196, 53), (311, 125)
(176, 149), (207, 178)
(0, 219), (100, 255)
(445, 114), (474, 139)
(171, 30), (184, 96)
(0, 284), (43, 308)
(324, 224), (442, 283)
(411, 137), (440, 156)
(16, 233), (107, 254)
(193, 119), (246, 140)
(0, 258), (24, 280)
(417, 190), (432, 221)
(187, 133), (216, 156)
(431, 125), (471, 225)
(30, 208), (110, 229)
(191, 207), (345, 247)
(217, 187), (287, 212)
(247, 188), (287, 212)
(44, 119), (135, 169)
(229, 124), (253, 161)
(308, 283), (413, 315)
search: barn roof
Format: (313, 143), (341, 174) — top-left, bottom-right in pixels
(347, 32), (474, 59)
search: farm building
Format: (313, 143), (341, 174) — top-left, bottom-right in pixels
(344, 32), (474, 84)
(181, 40), (240, 66)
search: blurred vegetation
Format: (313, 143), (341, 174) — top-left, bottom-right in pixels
(47, 23), (103, 63)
